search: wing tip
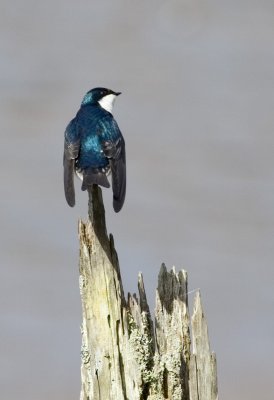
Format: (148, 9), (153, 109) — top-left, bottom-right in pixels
(65, 191), (76, 207)
(64, 156), (76, 208)
(67, 198), (76, 207)
(113, 202), (122, 213)
(113, 195), (125, 213)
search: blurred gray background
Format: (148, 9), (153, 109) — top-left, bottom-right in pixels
(1, 1), (273, 399)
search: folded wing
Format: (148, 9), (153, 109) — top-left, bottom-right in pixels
(103, 135), (126, 212)
(63, 120), (80, 207)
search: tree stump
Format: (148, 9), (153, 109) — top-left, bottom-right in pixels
(78, 186), (218, 400)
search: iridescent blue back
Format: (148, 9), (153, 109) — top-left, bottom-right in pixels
(65, 104), (122, 170)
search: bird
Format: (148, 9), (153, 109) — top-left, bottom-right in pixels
(63, 87), (126, 212)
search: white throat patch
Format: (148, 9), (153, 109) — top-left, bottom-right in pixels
(98, 93), (117, 114)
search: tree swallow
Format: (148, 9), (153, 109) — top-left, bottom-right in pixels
(63, 87), (126, 212)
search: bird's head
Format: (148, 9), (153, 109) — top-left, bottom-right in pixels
(81, 87), (121, 113)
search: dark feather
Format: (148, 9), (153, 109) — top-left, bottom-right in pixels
(109, 138), (126, 213)
(63, 124), (80, 207)
(81, 168), (110, 191)
(63, 154), (76, 207)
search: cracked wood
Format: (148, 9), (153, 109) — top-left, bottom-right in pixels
(78, 185), (218, 400)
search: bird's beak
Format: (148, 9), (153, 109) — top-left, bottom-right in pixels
(115, 92), (122, 96)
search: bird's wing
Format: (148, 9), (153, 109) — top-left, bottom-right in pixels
(63, 119), (80, 207)
(101, 120), (126, 212)
(110, 136), (126, 212)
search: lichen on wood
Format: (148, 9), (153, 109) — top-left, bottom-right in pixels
(78, 186), (218, 400)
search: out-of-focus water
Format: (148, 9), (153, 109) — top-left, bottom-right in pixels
(1, 1), (274, 399)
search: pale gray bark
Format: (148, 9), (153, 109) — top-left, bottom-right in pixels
(189, 292), (218, 400)
(78, 186), (218, 400)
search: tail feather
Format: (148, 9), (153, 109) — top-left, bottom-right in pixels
(81, 168), (110, 191)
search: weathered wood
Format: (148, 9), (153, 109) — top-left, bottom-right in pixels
(189, 292), (218, 400)
(152, 265), (190, 400)
(78, 186), (218, 400)
(79, 186), (128, 400)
